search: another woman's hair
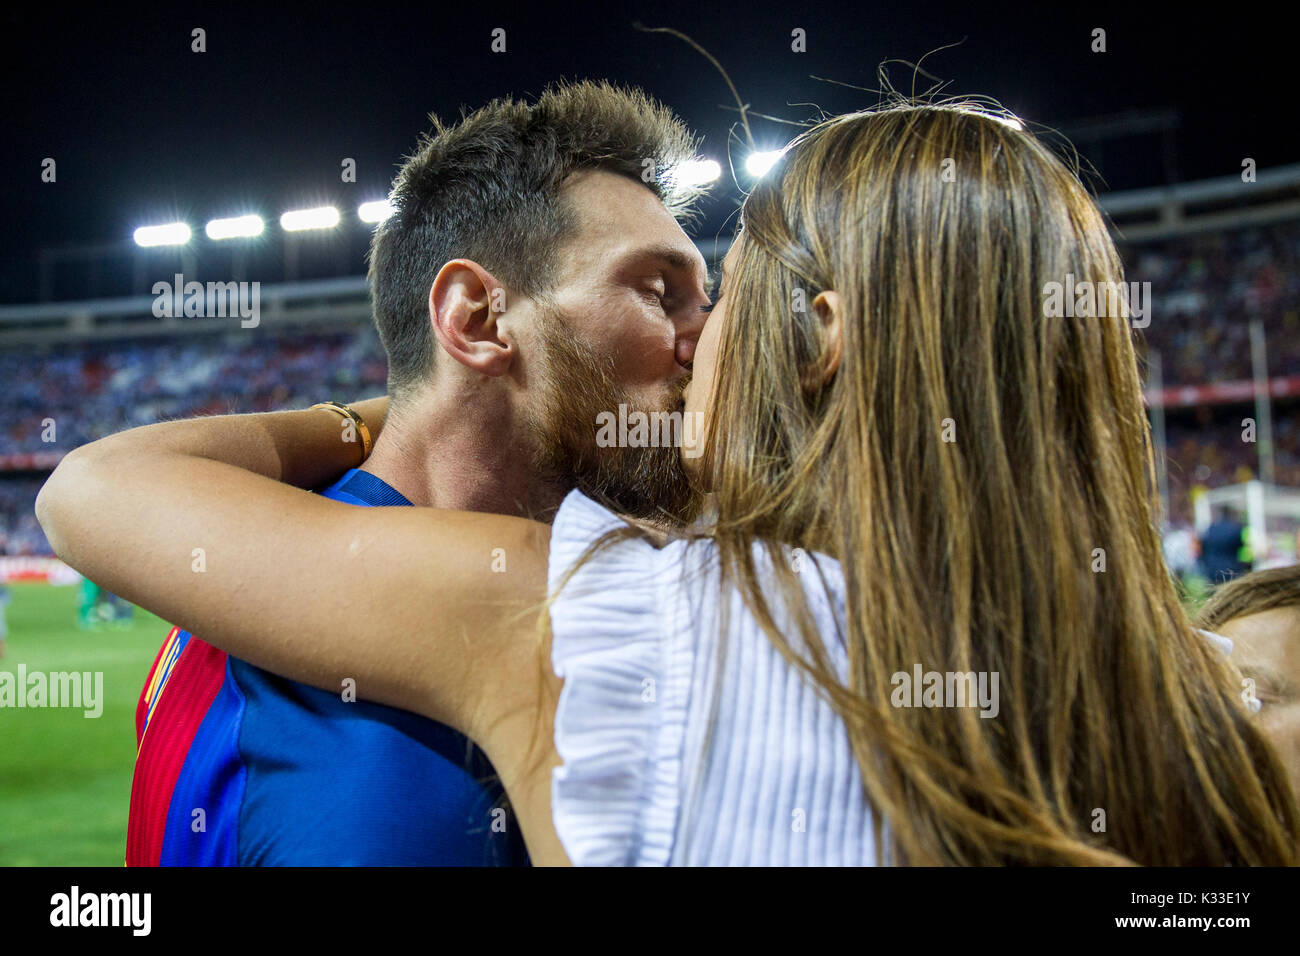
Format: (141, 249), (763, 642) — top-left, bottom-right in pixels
(695, 101), (1299, 864)
(1197, 564), (1300, 632)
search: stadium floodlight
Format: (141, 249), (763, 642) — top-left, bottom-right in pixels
(205, 214), (265, 240)
(280, 206), (341, 232)
(745, 150), (784, 178)
(673, 159), (722, 187)
(133, 222), (192, 247)
(357, 199), (394, 224)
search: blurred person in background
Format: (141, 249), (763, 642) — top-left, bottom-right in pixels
(77, 575), (104, 630)
(0, 581), (9, 658)
(1199, 503), (1252, 583)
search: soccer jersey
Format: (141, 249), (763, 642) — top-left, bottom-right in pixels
(126, 468), (528, 866)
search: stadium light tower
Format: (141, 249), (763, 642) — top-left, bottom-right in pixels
(280, 206), (340, 281)
(205, 214), (265, 282)
(133, 222), (192, 247)
(280, 206), (341, 232)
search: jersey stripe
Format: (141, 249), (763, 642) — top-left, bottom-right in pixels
(134, 627), (178, 747)
(158, 656), (247, 866)
(138, 627), (185, 749)
(125, 636), (230, 866)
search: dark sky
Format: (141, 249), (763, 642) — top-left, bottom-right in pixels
(1, 0), (1293, 302)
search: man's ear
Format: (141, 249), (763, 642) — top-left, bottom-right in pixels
(809, 289), (843, 386)
(428, 259), (513, 376)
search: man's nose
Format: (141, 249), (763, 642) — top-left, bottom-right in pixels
(675, 308), (707, 368)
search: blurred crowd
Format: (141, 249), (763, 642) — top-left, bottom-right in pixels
(1164, 409), (1300, 526)
(0, 477), (47, 556)
(1128, 218), (1300, 565)
(3, 329), (388, 457)
(1131, 218), (1300, 383)
(2, 217), (1299, 558)
(2, 329), (388, 554)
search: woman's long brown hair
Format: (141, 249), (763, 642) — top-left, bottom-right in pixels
(685, 101), (1299, 864)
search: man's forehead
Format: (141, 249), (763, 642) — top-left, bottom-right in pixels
(560, 170), (704, 276)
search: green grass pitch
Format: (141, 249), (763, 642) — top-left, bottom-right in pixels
(0, 582), (168, 866)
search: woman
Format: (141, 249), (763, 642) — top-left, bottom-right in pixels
(37, 102), (1300, 865)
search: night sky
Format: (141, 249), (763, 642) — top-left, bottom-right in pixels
(2, 0), (1293, 303)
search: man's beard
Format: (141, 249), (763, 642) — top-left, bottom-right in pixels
(524, 311), (702, 526)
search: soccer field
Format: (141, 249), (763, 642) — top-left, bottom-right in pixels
(0, 582), (166, 866)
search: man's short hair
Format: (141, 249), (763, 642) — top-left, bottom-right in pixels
(368, 79), (703, 397)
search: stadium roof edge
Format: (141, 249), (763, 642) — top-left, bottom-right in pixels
(1097, 162), (1300, 214)
(0, 275), (370, 323)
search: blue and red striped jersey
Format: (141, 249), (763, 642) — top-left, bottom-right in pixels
(126, 468), (528, 866)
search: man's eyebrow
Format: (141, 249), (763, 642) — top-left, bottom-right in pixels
(620, 243), (704, 276)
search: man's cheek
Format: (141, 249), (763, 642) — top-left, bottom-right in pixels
(613, 329), (676, 382)
(641, 339), (682, 387)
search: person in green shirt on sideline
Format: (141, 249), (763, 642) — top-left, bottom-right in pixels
(78, 575), (103, 629)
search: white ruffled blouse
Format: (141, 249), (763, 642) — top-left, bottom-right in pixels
(547, 489), (875, 866)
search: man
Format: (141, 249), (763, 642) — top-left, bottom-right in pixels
(1199, 505), (1252, 583)
(127, 80), (712, 865)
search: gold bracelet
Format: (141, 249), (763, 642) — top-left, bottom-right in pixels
(311, 401), (374, 461)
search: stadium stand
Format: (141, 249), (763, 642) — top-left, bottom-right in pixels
(3, 170), (1299, 569)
